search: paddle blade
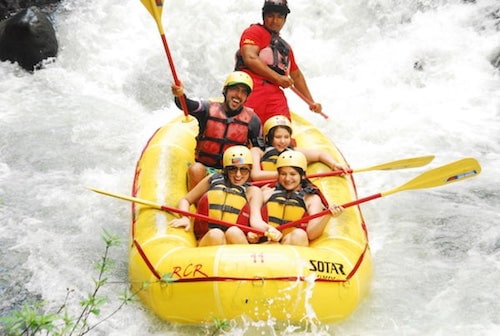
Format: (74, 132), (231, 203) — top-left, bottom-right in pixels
(382, 158), (481, 197)
(141, 0), (164, 33)
(355, 155), (435, 173)
(252, 155), (436, 186)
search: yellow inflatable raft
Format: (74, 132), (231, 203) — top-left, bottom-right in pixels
(129, 112), (372, 324)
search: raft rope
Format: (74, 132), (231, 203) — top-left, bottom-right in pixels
(161, 238), (368, 284)
(130, 239), (369, 284)
(133, 239), (162, 280)
(129, 198), (370, 283)
(130, 157), (370, 284)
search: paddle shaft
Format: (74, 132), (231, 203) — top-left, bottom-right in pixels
(253, 169), (347, 187)
(252, 155), (435, 187)
(141, 0), (190, 118)
(276, 194), (381, 232)
(285, 67), (327, 119)
(276, 158), (481, 232)
(89, 188), (265, 235)
(290, 86), (328, 119)
(159, 201), (264, 235)
(159, 35), (191, 118)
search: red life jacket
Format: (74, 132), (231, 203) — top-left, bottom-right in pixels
(195, 102), (253, 169)
(235, 24), (291, 76)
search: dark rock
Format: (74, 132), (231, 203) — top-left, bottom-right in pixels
(0, 6), (58, 71)
(1, 0), (61, 20)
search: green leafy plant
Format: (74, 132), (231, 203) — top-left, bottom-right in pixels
(0, 229), (143, 336)
(209, 317), (230, 336)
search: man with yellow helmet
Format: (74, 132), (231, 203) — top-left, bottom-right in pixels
(170, 146), (281, 246)
(260, 150), (343, 246)
(250, 115), (348, 181)
(171, 71), (264, 190)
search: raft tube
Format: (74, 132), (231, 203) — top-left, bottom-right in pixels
(129, 112), (372, 324)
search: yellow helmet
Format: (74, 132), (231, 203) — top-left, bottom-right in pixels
(223, 71), (253, 94)
(223, 145), (253, 168)
(263, 115), (292, 138)
(276, 150), (307, 172)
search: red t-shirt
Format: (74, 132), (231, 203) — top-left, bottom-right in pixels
(237, 24), (298, 123)
(238, 23), (299, 83)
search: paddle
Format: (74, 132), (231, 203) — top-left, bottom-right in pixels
(290, 86), (328, 119)
(252, 155), (436, 187)
(276, 157), (481, 232)
(88, 187), (266, 236)
(285, 68), (328, 119)
(140, 0), (190, 120)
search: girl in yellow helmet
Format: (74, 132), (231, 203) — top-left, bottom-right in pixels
(250, 115), (349, 181)
(170, 146), (281, 246)
(259, 150), (343, 246)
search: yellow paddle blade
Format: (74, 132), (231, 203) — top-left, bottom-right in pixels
(141, 0), (165, 34)
(253, 155), (436, 186)
(382, 157), (481, 197)
(355, 155), (435, 173)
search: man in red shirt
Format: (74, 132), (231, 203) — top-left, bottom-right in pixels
(235, 0), (323, 124)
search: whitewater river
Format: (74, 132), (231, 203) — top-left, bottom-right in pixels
(1, 0), (499, 335)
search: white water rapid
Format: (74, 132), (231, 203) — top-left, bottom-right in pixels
(1, 0), (499, 335)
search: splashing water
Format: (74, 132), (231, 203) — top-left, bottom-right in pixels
(1, 0), (499, 335)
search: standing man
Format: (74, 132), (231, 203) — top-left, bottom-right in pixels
(234, 0), (323, 124)
(171, 71), (263, 190)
